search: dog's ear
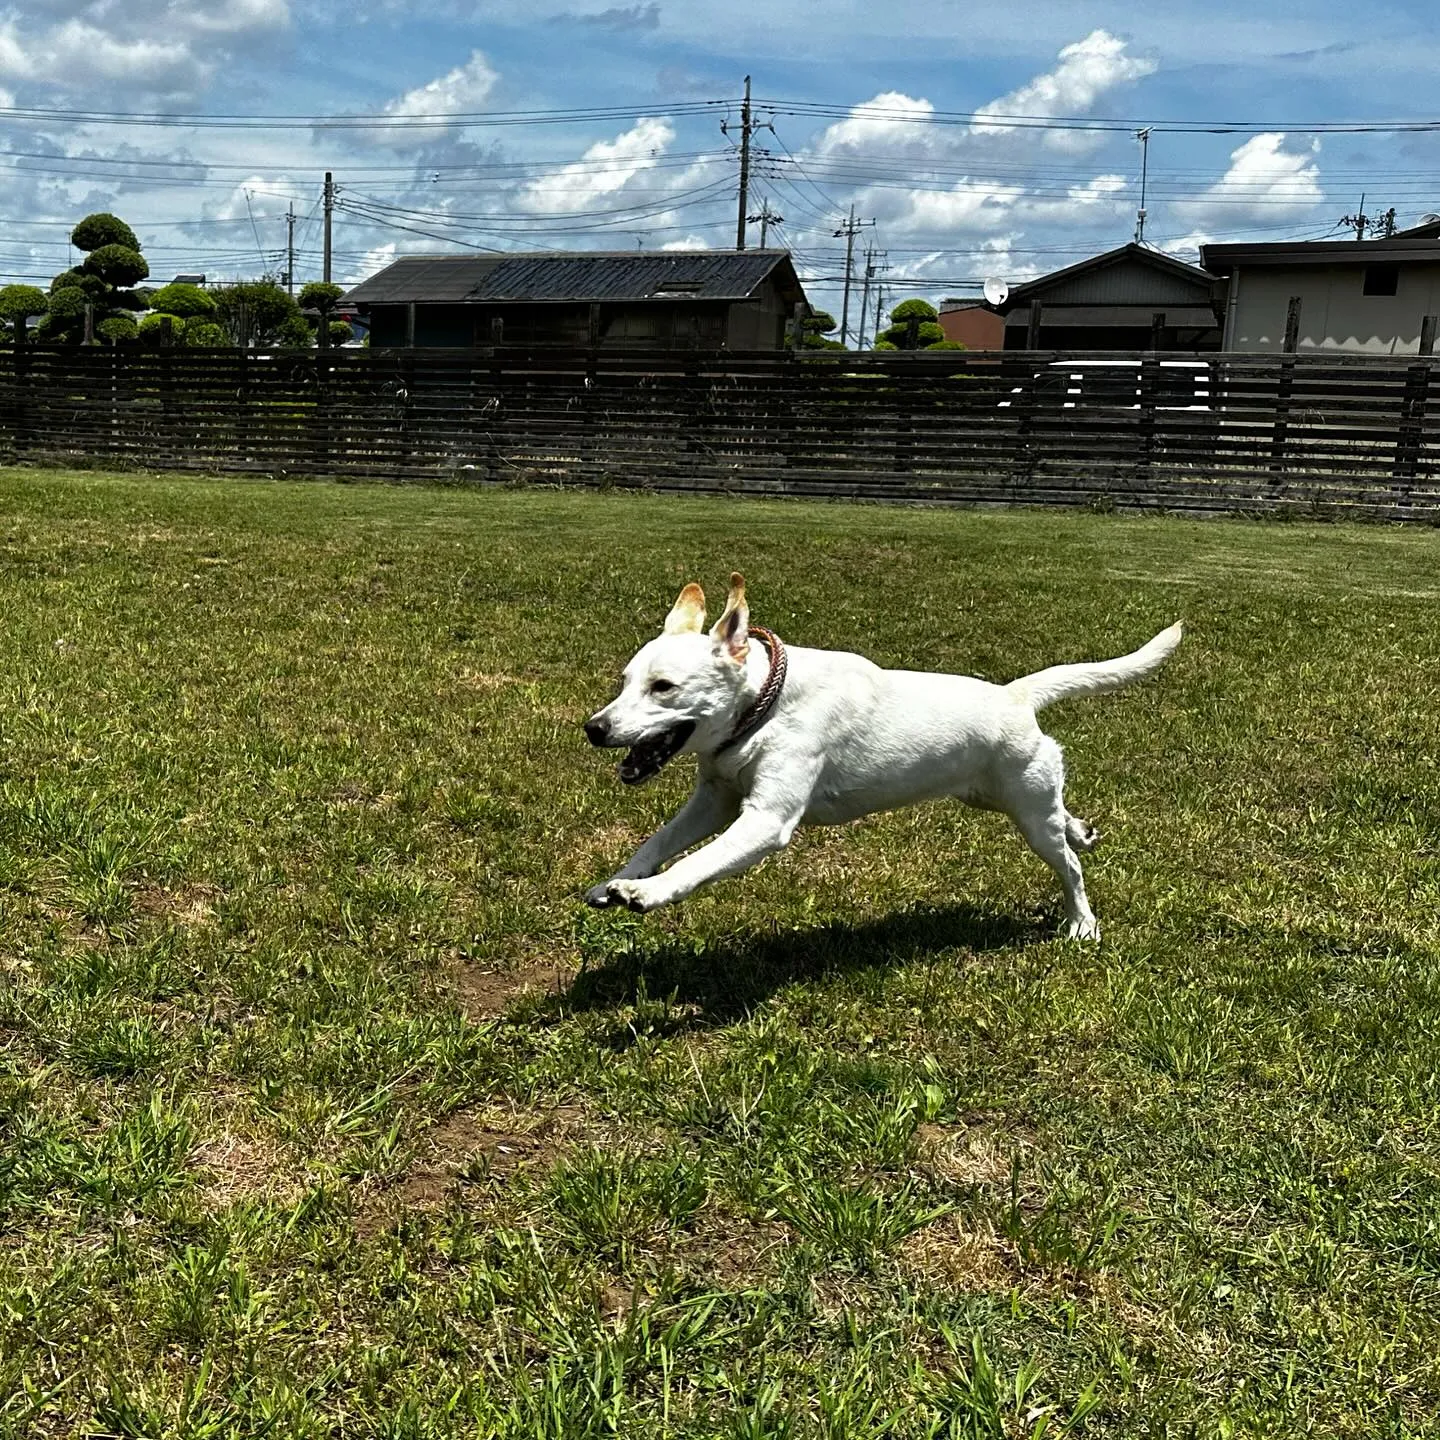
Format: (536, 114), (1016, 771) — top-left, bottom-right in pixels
(709, 572), (749, 662)
(663, 582), (707, 635)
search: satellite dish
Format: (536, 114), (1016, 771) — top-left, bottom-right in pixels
(982, 276), (1010, 307)
(1421, 213), (1440, 225)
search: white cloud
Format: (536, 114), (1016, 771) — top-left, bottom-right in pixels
(876, 179), (1026, 234)
(974, 29), (1156, 124)
(972, 30), (1156, 153)
(381, 50), (498, 124)
(208, 175), (297, 223)
(815, 91), (939, 157)
(1162, 230), (1215, 262)
(1173, 132), (1323, 226)
(660, 235), (711, 250)
(0, 0), (290, 99)
(517, 115), (676, 214)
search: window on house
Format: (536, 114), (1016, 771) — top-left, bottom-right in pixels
(1363, 264), (1399, 296)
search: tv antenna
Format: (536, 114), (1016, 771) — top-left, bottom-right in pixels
(1134, 127), (1152, 245)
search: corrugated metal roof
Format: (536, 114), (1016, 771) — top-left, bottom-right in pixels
(345, 250), (804, 306)
(1202, 237), (1440, 274)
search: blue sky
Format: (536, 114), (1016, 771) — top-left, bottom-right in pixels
(2, 0), (1439, 330)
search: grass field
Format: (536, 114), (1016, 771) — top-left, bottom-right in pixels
(0, 468), (1437, 1438)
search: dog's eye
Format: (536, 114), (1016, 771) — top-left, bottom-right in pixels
(650, 679), (676, 694)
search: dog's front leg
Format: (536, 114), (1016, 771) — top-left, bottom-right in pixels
(599, 757), (818, 912)
(586, 780), (739, 907)
(600, 805), (794, 912)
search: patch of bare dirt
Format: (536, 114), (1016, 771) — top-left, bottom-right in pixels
(895, 1213), (1015, 1292)
(913, 1111), (1039, 1188)
(326, 781), (399, 810)
(354, 1103), (586, 1239)
(683, 1212), (790, 1290)
(453, 958), (571, 1022)
(132, 880), (221, 927)
(193, 1126), (305, 1209)
(457, 670), (525, 691)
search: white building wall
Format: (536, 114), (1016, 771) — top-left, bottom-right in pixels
(1225, 262), (1440, 354)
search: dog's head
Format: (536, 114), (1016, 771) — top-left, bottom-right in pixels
(584, 573), (755, 784)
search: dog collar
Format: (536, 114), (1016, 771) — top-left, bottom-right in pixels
(715, 626), (787, 755)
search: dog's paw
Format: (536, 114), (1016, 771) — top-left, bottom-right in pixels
(585, 881), (616, 908)
(1065, 916), (1101, 942)
(604, 879), (659, 913)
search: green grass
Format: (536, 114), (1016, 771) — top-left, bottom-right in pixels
(0, 467), (1437, 1437)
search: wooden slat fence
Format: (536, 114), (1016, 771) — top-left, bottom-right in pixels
(1, 345), (1438, 518)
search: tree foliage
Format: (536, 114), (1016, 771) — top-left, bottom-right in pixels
(298, 282), (345, 316)
(71, 214), (140, 253)
(82, 244), (150, 288)
(211, 280), (302, 345)
(148, 283), (215, 320)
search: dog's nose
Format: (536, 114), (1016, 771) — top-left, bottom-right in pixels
(584, 716), (609, 746)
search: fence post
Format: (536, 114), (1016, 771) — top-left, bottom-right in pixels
(1270, 297), (1302, 478)
(1282, 296), (1302, 354)
(789, 301), (805, 352)
(1150, 311), (1166, 351)
(1026, 301), (1043, 351)
(9, 316), (31, 460)
(1009, 354), (1036, 490)
(1394, 360), (1431, 486)
(1138, 352), (1159, 488)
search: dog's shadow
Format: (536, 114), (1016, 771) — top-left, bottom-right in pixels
(556, 901), (1048, 1034)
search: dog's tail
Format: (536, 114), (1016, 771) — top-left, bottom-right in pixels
(1009, 622), (1183, 712)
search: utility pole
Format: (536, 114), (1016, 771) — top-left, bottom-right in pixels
(869, 254), (892, 347)
(286, 203), (296, 296)
(1341, 193), (1368, 241)
(834, 207), (876, 346)
(736, 77), (751, 250)
(323, 171), (335, 282)
(721, 76), (773, 250)
(747, 200), (783, 248)
(1134, 127), (1152, 245)
(857, 243), (877, 349)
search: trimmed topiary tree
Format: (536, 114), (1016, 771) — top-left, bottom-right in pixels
(0, 284), (49, 341)
(97, 315), (139, 345)
(184, 320), (228, 347)
(39, 213), (151, 344)
(878, 299), (957, 351)
(802, 309), (846, 350)
(138, 312), (184, 346)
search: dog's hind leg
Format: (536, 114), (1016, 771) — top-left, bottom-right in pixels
(1004, 742), (1100, 940)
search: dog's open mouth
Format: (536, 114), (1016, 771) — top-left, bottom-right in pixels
(617, 721), (696, 785)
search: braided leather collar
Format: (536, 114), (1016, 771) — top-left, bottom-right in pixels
(715, 625), (787, 755)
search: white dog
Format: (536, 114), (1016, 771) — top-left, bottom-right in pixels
(584, 574), (1181, 939)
